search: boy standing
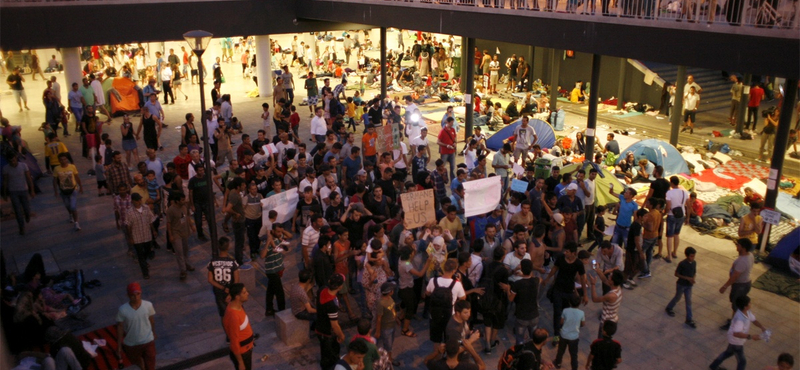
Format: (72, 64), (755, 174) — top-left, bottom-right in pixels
(665, 247), (697, 328)
(587, 205), (606, 252)
(553, 294), (585, 370)
(587, 321), (622, 370)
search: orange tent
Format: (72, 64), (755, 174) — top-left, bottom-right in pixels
(108, 77), (140, 115)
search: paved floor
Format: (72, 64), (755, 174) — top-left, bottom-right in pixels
(2, 32), (798, 370)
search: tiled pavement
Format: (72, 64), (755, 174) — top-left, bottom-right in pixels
(1, 32), (798, 370)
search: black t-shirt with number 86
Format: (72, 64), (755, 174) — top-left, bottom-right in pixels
(207, 256), (239, 291)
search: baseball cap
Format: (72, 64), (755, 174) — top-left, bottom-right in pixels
(357, 169), (367, 176)
(553, 213), (565, 225)
(567, 183), (578, 191)
(381, 282), (396, 295)
(127, 282), (142, 295)
(286, 159), (296, 170)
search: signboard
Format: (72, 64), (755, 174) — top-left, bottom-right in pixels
(262, 143), (278, 156)
(261, 190), (299, 224)
(400, 189), (436, 229)
(512, 163), (525, 176)
(510, 178), (528, 193)
(463, 176), (502, 217)
(376, 123), (401, 153)
(760, 209), (781, 226)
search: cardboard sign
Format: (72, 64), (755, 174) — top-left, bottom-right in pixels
(261, 190), (299, 224)
(376, 123), (401, 153)
(760, 209), (781, 226)
(400, 189), (436, 229)
(510, 178), (528, 193)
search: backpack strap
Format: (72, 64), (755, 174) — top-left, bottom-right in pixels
(447, 279), (457, 289)
(433, 278), (440, 289)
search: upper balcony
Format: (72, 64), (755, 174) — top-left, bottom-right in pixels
(297, 0), (800, 77)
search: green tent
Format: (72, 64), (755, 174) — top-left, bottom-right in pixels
(560, 162), (625, 207)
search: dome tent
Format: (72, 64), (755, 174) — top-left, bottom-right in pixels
(616, 139), (690, 177)
(485, 118), (556, 152)
(765, 227), (800, 275)
(559, 161), (626, 207)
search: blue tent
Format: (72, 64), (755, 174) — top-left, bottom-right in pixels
(765, 227), (799, 275)
(616, 139), (690, 176)
(485, 118), (556, 152)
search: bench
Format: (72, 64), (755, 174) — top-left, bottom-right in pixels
(275, 309), (310, 346)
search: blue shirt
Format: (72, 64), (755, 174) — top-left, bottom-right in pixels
(342, 156), (362, 180)
(451, 178), (462, 193)
(144, 100), (162, 117)
(450, 193), (465, 224)
(616, 194), (639, 227)
(560, 307), (585, 340)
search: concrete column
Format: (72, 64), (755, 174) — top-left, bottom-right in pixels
(62, 47), (82, 91)
(586, 54), (602, 162)
(669, 66), (687, 146)
(380, 27), (387, 109)
(616, 58), (626, 110)
(735, 74), (751, 134)
(532, 47), (545, 83)
(255, 35), (273, 98)
(760, 79), (797, 253)
(549, 49), (561, 113)
(460, 36), (468, 92)
(464, 37), (476, 142)
(525, 45), (534, 91)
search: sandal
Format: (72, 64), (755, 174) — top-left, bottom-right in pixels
(654, 254), (662, 259)
(401, 329), (417, 338)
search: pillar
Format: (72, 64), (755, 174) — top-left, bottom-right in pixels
(464, 37), (476, 141)
(380, 27), (387, 109)
(549, 49), (561, 113)
(616, 58), (626, 110)
(525, 45), (534, 91)
(760, 79), (797, 253)
(735, 74), (752, 134)
(62, 47), (82, 91)
(669, 66), (687, 146)
(532, 47), (545, 83)
(460, 37), (468, 92)
(255, 35), (273, 98)
(586, 54), (602, 162)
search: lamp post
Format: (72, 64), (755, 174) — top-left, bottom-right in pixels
(183, 30), (219, 256)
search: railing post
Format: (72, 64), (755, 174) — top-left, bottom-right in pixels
(380, 27), (387, 111)
(549, 49), (561, 114)
(669, 65), (687, 146)
(464, 37), (476, 144)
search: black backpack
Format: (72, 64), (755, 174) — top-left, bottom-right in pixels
(429, 278), (457, 320)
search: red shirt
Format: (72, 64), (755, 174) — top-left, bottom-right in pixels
(290, 113), (300, 128)
(438, 127), (457, 155)
(173, 154), (192, 180)
(691, 199), (704, 217)
(748, 86), (764, 107)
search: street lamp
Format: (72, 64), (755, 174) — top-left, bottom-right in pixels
(183, 30), (219, 256)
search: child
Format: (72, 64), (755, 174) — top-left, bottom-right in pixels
(44, 133), (69, 173)
(588, 205), (607, 252)
(94, 154), (109, 196)
(587, 321), (622, 370)
(345, 96), (356, 132)
(39, 122), (55, 143)
(665, 247), (697, 328)
(261, 102), (271, 137)
(351, 319), (380, 369)
(103, 139), (114, 166)
(554, 294), (585, 370)
(98, 133), (109, 165)
(374, 282), (400, 366)
(289, 105), (300, 141)
(145, 170), (162, 213)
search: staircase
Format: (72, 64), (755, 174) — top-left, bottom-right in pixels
(642, 62), (733, 113)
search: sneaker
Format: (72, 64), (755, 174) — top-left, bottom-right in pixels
(622, 282), (633, 290)
(685, 320), (697, 328)
(551, 335), (560, 347)
(628, 279), (638, 287)
(74, 222), (81, 231)
(665, 308), (675, 317)
(239, 264), (253, 271)
(720, 320), (731, 330)
(638, 272), (652, 278)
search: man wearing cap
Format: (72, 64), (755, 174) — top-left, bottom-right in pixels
(316, 274), (347, 370)
(127, 193), (156, 279)
(556, 183), (584, 243)
(117, 282), (156, 370)
(223, 283), (257, 370)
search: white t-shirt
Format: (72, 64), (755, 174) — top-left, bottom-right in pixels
(425, 277), (466, 313)
(514, 125), (537, 149)
(116, 300), (156, 346)
(160, 68), (172, 83)
(684, 93), (700, 111)
(665, 188), (689, 217)
(503, 252), (531, 282)
(299, 178), (318, 196)
(90, 80), (105, 105)
(727, 309), (756, 345)
(584, 178), (596, 206)
(206, 119), (219, 144)
(489, 60), (499, 77)
(319, 186), (340, 212)
(310, 116), (328, 136)
(465, 149), (477, 171)
(410, 135), (429, 152)
(275, 141), (296, 166)
(393, 142), (409, 169)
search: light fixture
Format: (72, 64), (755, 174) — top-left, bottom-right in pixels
(183, 30), (213, 55)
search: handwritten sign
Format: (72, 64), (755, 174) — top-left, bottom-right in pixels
(510, 178), (528, 193)
(376, 123), (401, 153)
(400, 189), (435, 229)
(760, 209), (781, 226)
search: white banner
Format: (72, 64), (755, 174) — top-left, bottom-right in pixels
(463, 176), (502, 217)
(261, 190), (299, 225)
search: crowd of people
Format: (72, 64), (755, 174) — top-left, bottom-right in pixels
(1, 32), (796, 370)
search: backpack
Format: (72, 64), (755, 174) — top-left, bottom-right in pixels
(429, 278), (457, 320)
(497, 344), (535, 370)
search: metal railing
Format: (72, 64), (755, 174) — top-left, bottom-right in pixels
(322, 0), (800, 32)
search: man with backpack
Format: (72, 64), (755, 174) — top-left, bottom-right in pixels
(497, 328), (552, 370)
(424, 259), (466, 363)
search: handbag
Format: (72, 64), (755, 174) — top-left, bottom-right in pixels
(671, 190), (685, 218)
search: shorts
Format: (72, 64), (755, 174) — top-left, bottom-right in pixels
(12, 90), (27, 104)
(377, 327), (395, 353)
(307, 95), (319, 105)
(60, 191), (77, 212)
(513, 146), (530, 160)
(97, 180), (108, 190)
(666, 215), (684, 237)
(191, 69), (198, 76)
(399, 287), (418, 320)
(173, 80), (182, 87)
(490, 74), (499, 85)
(729, 282), (751, 308)
(122, 139), (137, 152)
(429, 314), (450, 343)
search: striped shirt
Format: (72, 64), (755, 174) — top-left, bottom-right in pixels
(601, 287), (622, 323)
(126, 206), (155, 244)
